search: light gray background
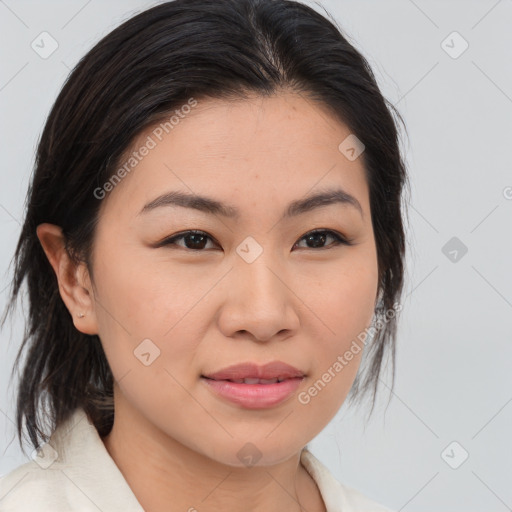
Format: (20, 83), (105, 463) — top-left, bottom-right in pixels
(1, 1), (511, 511)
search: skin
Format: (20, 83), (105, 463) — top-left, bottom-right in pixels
(37, 90), (379, 512)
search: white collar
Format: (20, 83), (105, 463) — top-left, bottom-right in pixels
(1, 407), (393, 511)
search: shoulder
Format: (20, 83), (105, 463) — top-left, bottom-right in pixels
(334, 483), (396, 512)
(0, 458), (74, 511)
(300, 448), (395, 512)
(0, 409), (92, 511)
(0, 408), (143, 511)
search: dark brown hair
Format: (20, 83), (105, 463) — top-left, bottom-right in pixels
(1, 0), (408, 454)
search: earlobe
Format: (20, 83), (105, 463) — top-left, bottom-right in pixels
(36, 223), (99, 335)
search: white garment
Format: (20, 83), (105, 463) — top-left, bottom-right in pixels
(0, 407), (394, 511)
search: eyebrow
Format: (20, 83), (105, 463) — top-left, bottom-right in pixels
(139, 187), (363, 220)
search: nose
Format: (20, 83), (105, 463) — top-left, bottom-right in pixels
(216, 248), (300, 343)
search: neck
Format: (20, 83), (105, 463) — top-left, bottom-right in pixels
(101, 397), (325, 512)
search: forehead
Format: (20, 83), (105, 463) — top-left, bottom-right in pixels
(99, 91), (370, 221)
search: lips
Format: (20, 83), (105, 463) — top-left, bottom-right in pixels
(200, 361), (306, 409)
(201, 361), (305, 382)
(221, 377), (285, 384)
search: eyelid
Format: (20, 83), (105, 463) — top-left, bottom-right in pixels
(156, 229), (219, 249)
(297, 228), (355, 247)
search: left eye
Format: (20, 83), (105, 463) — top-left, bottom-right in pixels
(293, 229), (352, 250)
(160, 229), (352, 251)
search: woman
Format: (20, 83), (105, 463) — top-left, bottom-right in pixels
(0, 0), (407, 510)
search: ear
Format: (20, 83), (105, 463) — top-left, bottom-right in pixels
(36, 223), (98, 335)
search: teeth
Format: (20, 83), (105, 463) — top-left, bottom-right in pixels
(229, 377), (283, 384)
(259, 378), (279, 384)
(243, 378), (262, 384)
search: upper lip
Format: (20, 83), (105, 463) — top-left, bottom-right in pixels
(202, 361), (305, 381)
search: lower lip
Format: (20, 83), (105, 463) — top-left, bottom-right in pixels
(201, 377), (304, 409)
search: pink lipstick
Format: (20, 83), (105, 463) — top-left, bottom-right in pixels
(201, 361), (305, 409)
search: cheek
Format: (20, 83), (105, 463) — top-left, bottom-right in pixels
(90, 241), (207, 392)
(330, 269), (377, 338)
(303, 251), (378, 405)
(92, 236), (195, 336)
(307, 250), (378, 341)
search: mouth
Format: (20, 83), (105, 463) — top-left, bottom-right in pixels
(200, 361), (306, 409)
(200, 376), (305, 409)
(201, 376), (297, 384)
(201, 361), (306, 381)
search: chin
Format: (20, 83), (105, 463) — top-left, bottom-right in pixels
(201, 436), (305, 469)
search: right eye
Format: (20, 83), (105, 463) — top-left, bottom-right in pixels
(159, 230), (219, 251)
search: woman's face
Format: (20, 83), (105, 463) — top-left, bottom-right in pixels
(88, 91), (378, 466)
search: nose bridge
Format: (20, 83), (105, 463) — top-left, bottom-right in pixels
(218, 237), (298, 340)
(233, 238), (285, 308)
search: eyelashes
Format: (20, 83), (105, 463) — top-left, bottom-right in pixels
(158, 228), (354, 252)
(294, 229), (353, 250)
